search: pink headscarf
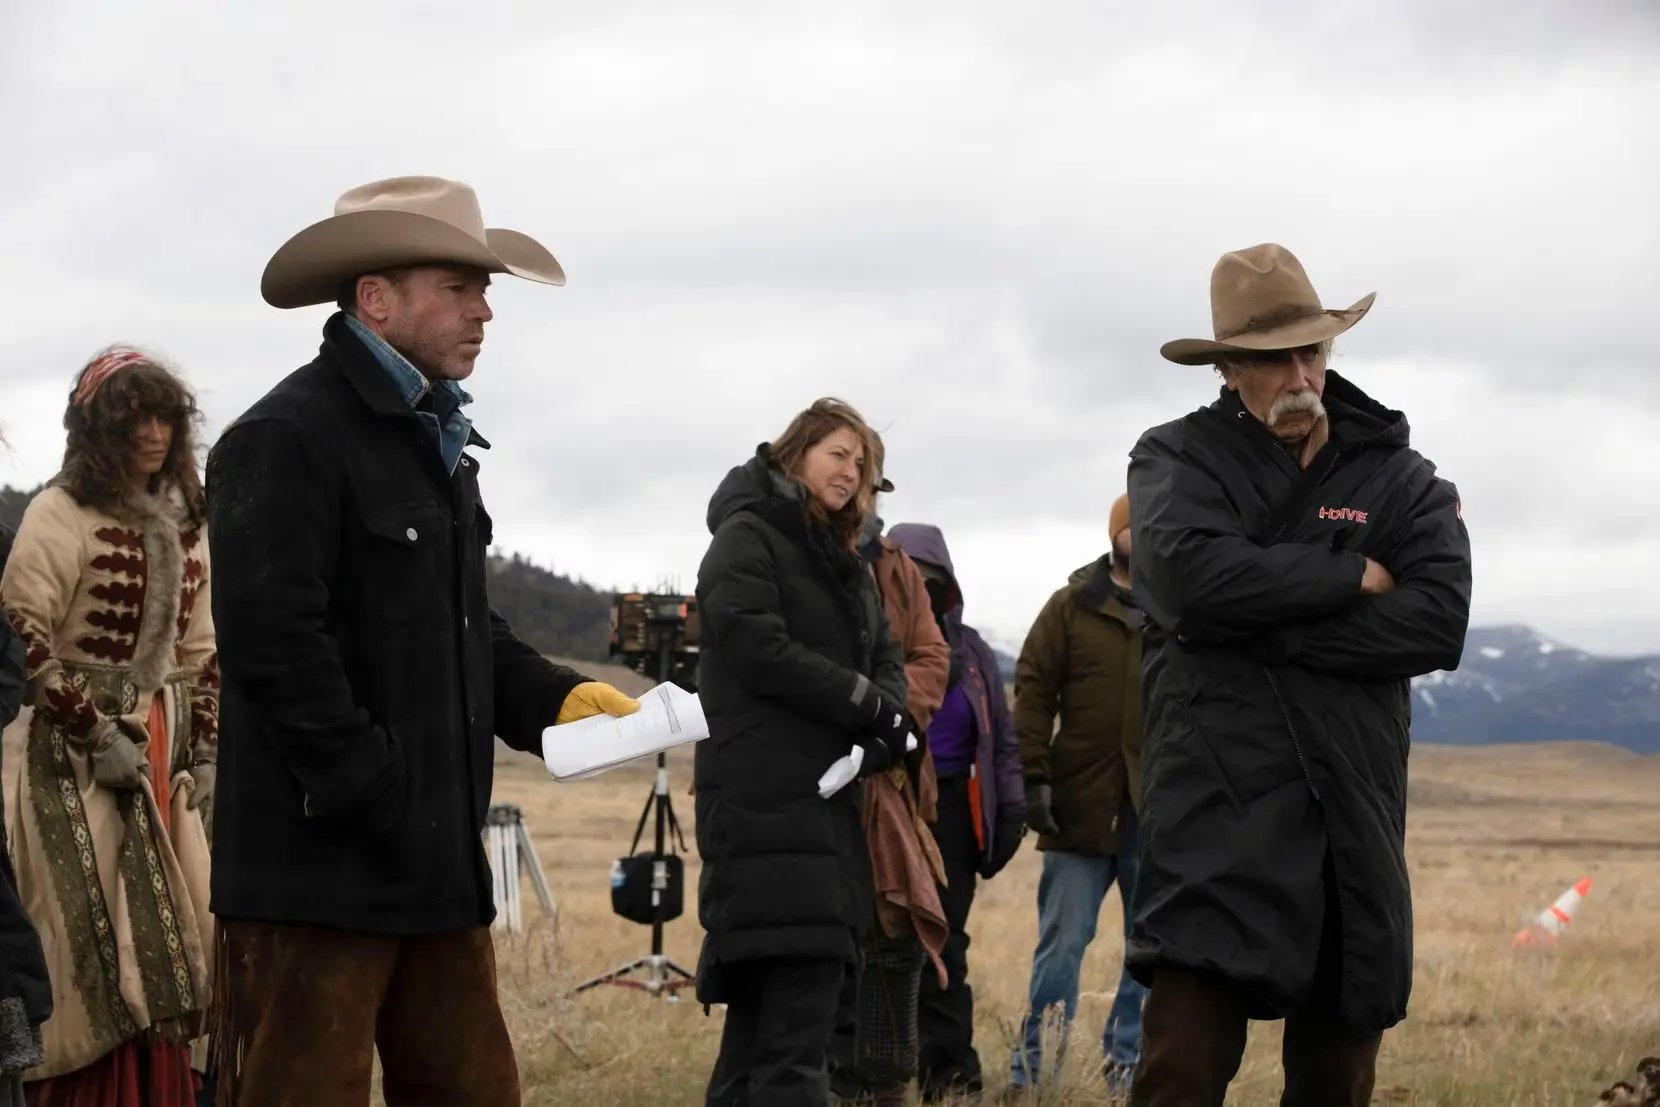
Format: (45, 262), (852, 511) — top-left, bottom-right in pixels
(73, 348), (150, 408)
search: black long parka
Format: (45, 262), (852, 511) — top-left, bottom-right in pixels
(1126, 372), (1472, 1035)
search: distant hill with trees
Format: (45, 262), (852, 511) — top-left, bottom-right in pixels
(484, 552), (612, 662)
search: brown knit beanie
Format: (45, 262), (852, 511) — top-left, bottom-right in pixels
(1109, 493), (1130, 543)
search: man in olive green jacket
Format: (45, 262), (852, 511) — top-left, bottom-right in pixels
(1006, 494), (1147, 1096)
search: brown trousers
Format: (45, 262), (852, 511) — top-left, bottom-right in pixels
(1128, 964), (1381, 1107)
(1130, 859), (1382, 1107)
(215, 921), (519, 1107)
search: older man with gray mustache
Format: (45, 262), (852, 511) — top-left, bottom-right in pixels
(1123, 245), (1473, 1106)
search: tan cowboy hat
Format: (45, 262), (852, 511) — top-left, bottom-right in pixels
(260, 175), (566, 309)
(1160, 243), (1375, 366)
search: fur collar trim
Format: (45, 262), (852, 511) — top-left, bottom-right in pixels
(118, 485), (189, 693)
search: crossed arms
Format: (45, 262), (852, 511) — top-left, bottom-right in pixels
(1128, 435), (1473, 681)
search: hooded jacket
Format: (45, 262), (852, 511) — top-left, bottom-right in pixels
(1126, 372), (1471, 1036)
(1014, 555), (1144, 856)
(693, 447), (908, 979)
(863, 528), (951, 733)
(886, 524), (1023, 864)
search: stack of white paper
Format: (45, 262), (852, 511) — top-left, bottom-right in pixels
(541, 682), (710, 781)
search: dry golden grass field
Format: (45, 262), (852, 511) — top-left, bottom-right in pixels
(7, 662), (1659, 1105)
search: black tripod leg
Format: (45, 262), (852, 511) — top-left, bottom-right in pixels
(629, 789), (653, 856)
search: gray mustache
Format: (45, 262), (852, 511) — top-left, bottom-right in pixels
(1268, 390), (1325, 426)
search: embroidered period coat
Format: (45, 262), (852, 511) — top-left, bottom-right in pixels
(0, 483), (216, 1079)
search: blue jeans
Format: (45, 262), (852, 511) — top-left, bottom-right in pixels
(1008, 803), (1146, 1088)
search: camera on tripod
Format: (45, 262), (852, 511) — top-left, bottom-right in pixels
(608, 591), (701, 691)
(573, 590), (702, 997)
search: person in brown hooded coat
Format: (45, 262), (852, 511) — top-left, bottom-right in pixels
(828, 434), (952, 1107)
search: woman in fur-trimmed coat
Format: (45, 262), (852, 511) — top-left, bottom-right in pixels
(0, 349), (216, 1107)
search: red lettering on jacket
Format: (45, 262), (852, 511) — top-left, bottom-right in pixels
(1317, 506), (1369, 524)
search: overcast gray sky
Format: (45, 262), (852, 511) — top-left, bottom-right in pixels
(3, 0), (1657, 656)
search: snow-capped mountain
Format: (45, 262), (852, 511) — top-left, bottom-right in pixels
(1410, 625), (1592, 724)
(983, 621), (1659, 753)
(1410, 625), (1660, 753)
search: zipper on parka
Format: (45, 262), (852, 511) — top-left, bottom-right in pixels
(1264, 667), (1320, 803)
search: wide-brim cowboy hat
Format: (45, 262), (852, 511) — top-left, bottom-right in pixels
(261, 175), (565, 309)
(1160, 243), (1375, 365)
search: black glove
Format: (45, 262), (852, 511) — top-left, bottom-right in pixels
(854, 735), (895, 779)
(865, 693), (912, 765)
(979, 809), (1026, 879)
(1024, 781), (1060, 836)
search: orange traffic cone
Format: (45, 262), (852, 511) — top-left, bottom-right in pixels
(1513, 877), (1592, 947)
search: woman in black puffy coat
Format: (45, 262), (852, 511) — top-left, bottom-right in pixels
(694, 398), (910, 1107)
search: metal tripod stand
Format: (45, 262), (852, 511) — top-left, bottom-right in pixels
(570, 750), (696, 998)
(484, 803), (556, 932)
(571, 629), (696, 999)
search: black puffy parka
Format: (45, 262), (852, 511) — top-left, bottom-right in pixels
(1126, 372), (1472, 1036)
(693, 447), (907, 989)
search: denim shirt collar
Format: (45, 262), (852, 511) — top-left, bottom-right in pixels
(342, 313), (475, 475)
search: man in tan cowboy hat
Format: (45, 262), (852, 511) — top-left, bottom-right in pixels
(205, 176), (639, 1107)
(1123, 244), (1473, 1105)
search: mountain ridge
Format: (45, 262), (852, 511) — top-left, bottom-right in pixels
(1410, 624), (1660, 752)
(986, 621), (1658, 754)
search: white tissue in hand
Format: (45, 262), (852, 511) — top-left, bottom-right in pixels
(817, 734), (918, 800)
(818, 745), (865, 798)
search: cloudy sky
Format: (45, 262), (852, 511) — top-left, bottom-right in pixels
(3, 0), (1657, 657)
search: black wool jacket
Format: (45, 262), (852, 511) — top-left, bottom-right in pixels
(207, 314), (589, 935)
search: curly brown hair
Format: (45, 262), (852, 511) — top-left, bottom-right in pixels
(768, 397), (879, 553)
(59, 348), (206, 524)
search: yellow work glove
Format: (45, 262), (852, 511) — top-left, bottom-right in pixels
(555, 681), (641, 725)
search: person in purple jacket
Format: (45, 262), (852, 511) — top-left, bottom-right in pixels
(886, 523), (1025, 1103)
